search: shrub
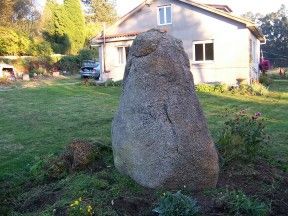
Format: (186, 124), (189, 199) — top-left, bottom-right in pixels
(153, 191), (200, 216)
(68, 197), (94, 216)
(195, 83), (215, 92)
(104, 79), (122, 87)
(250, 83), (269, 96)
(215, 189), (269, 216)
(57, 55), (80, 74)
(214, 83), (229, 93)
(217, 110), (269, 163)
(78, 48), (98, 62)
(259, 74), (273, 86)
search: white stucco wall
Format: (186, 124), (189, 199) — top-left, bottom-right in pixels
(99, 0), (259, 84)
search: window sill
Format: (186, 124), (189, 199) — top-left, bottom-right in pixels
(157, 23), (172, 26)
(191, 60), (215, 65)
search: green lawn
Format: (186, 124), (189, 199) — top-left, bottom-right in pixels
(0, 77), (287, 215)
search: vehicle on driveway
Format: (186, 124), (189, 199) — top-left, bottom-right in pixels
(80, 60), (100, 80)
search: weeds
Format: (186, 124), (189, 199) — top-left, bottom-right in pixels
(153, 191), (200, 216)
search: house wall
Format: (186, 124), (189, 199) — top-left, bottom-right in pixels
(103, 0), (257, 85)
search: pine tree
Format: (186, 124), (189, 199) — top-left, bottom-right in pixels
(64, 0), (86, 54)
(42, 0), (73, 54)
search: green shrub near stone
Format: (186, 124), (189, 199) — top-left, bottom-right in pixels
(217, 110), (269, 164)
(153, 191), (200, 216)
(214, 189), (269, 216)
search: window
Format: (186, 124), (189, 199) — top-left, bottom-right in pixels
(193, 40), (214, 62)
(158, 5), (172, 25)
(117, 46), (130, 65)
(118, 47), (125, 64)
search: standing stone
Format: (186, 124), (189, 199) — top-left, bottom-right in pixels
(112, 29), (219, 190)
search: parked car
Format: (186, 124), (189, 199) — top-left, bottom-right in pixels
(80, 60), (100, 80)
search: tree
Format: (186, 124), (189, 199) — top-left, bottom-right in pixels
(259, 5), (288, 67)
(242, 5), (288, 67)
(64, 0), (86, 54)
(0, 0), (14, 25)
(42, 0), (72, 54)
(83, 0), (117, 24)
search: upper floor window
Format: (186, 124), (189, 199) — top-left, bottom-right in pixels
(193, 40), (214, 62)
(157, 5), (172, 25)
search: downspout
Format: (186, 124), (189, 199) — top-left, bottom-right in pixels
(103, 23), (107, 73)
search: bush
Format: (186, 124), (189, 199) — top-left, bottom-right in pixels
(217, 110), (269, 163)
(195, 83), (215, 92)
(0, 27), (31, 55)
(259, 74), (273, 86)
(250, 83), (269, 96)
(78, 49), (98, 62)
(57, 55), (80, 74)
(214, 83), (229, 93)
(215, 189), (269, 216)
(153, 191), (200, 216)
(68, 197), (94, 216)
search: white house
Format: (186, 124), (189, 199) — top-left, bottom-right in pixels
(91, 0), (265, 85)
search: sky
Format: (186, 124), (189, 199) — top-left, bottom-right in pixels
(36, 0), (288, 16)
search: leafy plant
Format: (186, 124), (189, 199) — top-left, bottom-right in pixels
(217, 110), (269, 163)
(214, 189), (269, 216)
(259, 74), (273, 86)
(68, 197), (94, 216)
(153, 191), (200, 216)
(195, 83), (215, 92)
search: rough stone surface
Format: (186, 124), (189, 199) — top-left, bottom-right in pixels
(112, 29), (219, 190)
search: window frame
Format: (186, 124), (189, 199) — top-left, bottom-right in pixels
(157, 5), (172, 26)
(192, 40), (215, 63)
(117, 46), (126, 65)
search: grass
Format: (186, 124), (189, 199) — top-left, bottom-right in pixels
(0, 77), (287, 215)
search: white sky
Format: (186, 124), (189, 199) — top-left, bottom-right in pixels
(36, 0), (288, 16)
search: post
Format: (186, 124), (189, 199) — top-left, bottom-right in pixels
(103, 22), (107, 73)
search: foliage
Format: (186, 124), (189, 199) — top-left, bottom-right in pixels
(259, 74), (273, 86)
(217, 110), (269, 163)
(250, 83), (269, 96)
(42, 1), (72, 54)
(64, 0), (86, 54)
(29, 39), (53, 57)
(243, 5), (288, 67)
(195, 83), (268, 96)
(0, 27), (30, 55)
(57, 55), (80, 73)
(78, 48), (98, 62)
(195, 83), (215, 92)
(104, 79), (122, 87)
(83, 0), (117, 24)
(68, 197), (94, 216)
(0, 0), (14, 25)
(153, 191), (200, 216)
(214, 189), (269, 216)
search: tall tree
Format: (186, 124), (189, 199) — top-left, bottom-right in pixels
(0, 0), (14, 25)
(42, 0), (72, 54)
(83, 0), (117, 24)
(64, 0), (86, 54)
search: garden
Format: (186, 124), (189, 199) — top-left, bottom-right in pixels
(0, 71), (287, 215)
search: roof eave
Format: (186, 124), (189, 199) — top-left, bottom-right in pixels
(247, 25), (266, 44)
